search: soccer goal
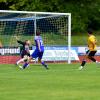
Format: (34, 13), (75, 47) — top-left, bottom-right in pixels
(0, 10), (72, 64)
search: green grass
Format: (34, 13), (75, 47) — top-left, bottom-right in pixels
(0, 63), (100, 100)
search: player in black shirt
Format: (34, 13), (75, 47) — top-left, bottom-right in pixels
(17, 40), (30, 58)
(15, 36), (31, 69)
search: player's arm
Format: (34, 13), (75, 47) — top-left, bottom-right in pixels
(17, 40), (25, 45)
(15, 36), (25, 45)
(37, 40), (41, 52)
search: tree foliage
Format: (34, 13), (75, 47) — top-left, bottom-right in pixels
(0, 0), (100, 33)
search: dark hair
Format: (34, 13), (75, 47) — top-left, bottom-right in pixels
(87, 29), (93, 34)
(36, 32), (40, 36)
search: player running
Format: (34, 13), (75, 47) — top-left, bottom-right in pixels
(79, 30), (99, 70)
(15, 36), (31, 69)
(23, 32), (48, 69)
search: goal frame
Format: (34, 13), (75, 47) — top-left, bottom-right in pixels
(0, 10), (71, 64)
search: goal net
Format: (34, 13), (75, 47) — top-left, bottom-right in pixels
(0, 10), (71, 64)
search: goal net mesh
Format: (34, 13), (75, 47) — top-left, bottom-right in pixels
(0, 11), (69, 64)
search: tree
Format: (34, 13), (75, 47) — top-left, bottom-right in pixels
(0, 0), (100, 33)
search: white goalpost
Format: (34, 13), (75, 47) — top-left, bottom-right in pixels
(0, 10), (71, 64)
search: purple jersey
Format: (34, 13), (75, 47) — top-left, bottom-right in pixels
(34, 36), (44, 52)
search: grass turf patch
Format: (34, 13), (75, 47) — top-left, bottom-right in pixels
(0, 63), (100, 100)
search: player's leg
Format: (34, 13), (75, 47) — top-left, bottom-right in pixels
(79, 50), (90, 70)
(79, 58), (87, 70)
(26, 49), (38, 64)
(87, 51), (99, 64)
(80, 59), (86, 70)
(22, 50), (39, 69)
(88, 56), (96, 62)
(22, 55), (30, 69)
(16, 58), (24, 65)
(16, 52), (24, 66)
(79, 51), (99, 70)
(30, 50), (49, 69)
(30, 49), (38, 60)
(79, 50), (90, 69)
(38, 52), (49, 69)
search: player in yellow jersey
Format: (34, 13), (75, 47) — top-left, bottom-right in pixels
(79, 30), (99, 70)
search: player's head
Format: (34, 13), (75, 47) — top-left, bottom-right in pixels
(25, 40), (31, 45)
(87, 29), (93, 36)
(36, 32), (41, 36)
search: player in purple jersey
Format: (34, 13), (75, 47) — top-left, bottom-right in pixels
(23, 32), (48, 69)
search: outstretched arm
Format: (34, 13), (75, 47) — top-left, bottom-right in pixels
(17, 40), (25, 45)
(14, 36), (25, 45)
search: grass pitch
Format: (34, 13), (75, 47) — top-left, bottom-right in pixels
(0, 63), (100, 100)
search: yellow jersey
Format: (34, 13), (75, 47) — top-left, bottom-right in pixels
(88, 35), (97, 51)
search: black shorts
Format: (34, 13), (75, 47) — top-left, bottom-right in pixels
(21, 50), (30, 58)
(86, 50), (97, 57)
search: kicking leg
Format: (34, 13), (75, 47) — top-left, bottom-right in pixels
(88, 56), (96, 62)
(16, 58), (24, 65)
(16, 58), (25, 69)
(88, 51), (100, 65)
(88, 56), (100, 64)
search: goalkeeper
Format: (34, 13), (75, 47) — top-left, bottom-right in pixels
(15, 36), (31, 69)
